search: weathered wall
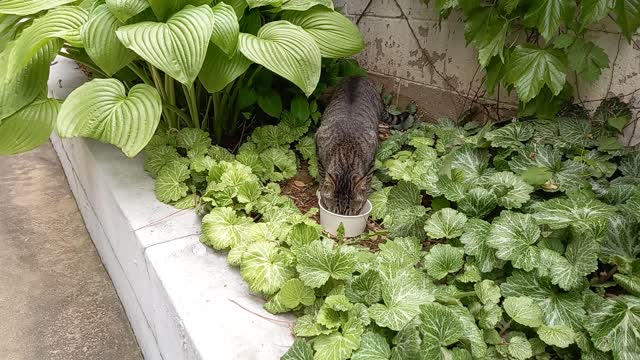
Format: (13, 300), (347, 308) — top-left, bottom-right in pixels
(335, 0), (640, 144)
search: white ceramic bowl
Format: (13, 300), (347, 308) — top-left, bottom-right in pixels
(317, 193), (372, 237)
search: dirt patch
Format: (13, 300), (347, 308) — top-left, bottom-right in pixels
(281, 162), (320, 222)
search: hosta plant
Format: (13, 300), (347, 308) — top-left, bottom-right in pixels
(0, 0), (364, 156)
(146, 92), (640, 359)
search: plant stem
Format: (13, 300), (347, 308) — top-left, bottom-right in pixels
(127, 63), (153, 86)
(162, 103), (192, 125)
(183, 83), (200, 129)
(212, 92), (223, 143)
(164, 73), (178, 128)
(148, 64), (166, 100)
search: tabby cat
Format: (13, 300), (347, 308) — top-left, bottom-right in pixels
(316, 76), (409, 215)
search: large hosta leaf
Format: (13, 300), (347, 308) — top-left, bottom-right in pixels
(586, 296), (640, 359)
(105, 0), (150, 23)
(238, 20), (321, 96)
(56, 79), (162, 157)
(487, 211), (541, 271)
(281, 0), (334, 11)
(199, 43), (252, 93)
(0, 98), (59, 155)
(281, 8), (364, 58)
(147, 0), (212, 20)
(116, 5), (215, 85)
(0, 0), (75, 15)
(240, 241), (295, 295)
(81, 5), (137, 76)
(505, 45), (567, 104)
(211, 1), (240, 55)
(0, 40), (60, 120)
(10, 6), (88, 68)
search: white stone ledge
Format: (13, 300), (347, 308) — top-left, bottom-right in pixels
(49, 57), (294, 360)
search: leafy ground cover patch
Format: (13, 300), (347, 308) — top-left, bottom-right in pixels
(145, 97), (639, 359)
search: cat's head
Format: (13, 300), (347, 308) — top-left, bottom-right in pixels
(320, 171), (370, 216)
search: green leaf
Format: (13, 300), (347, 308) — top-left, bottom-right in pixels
(201, 207), (254, 250)
(352, 331), (391, 360)
(116, 5), (215, 85)
(211, 1), (240, 55)
(505, 45), (567, 104)
(464, 7), (508, 67)
(313, 319), (363, 360)
(282, 339), (313, 360)
(281, 8), (364, 58)
(614, 274), (640, 297)
(198, 43), (251, 94)
(56, 79), (162, 157)
(458, 188), (498, 218)
(481, 171), (534, 209)
(9, 6), (88, 68)
(278, 278), (315, 308)
(424, 244), (465, 280)
(460, 219), (504, 273)
(520, 166), (553, 186)
(586, 296), (640, 358)
(532, 196), (616, 231)
(619, 152), (640, 177)
(369, 269), (433, 331)
(475, 280), (501, 305)
(281, 0), (334, 11)
(523, 0), (573, 40)
(537, 325), (576, 348)
(294, 314), (333, 337)
(508, 335), (533, 360)
(0, 98), (59, 155)
(147, 0), (212, 20)
(614, 0), (640, 40)
(485, 122), (535, 149)
(567, 38), (609, 83)
(503, 296), (544, 327)
(257, 89), (283, 118)
(385, 182), (428, 238)
(144, 145), (181, 176)
(377, 237), (422, 269)
(369, 188), (390, 221)
(502, 270), (586, 329)
(346, 270), (382, 306)
(105, 0), (150, 23)
(155, 160), (190, 202)
(176, 128), (211, 150)
(0, 0), (76, 15)
(424, 208), (468, 239)
(238, 21), (321, 96)
(294, 239), (357, 288)
(240, 241), (295, 295)
(81, 4), (137, 76)
(579, 0), (610, 30)
(450, 146), (491, 182)
(487, 211), (541, 271)
(540, 235), (599, 290)
(247, 0), (283, 8)
(419, 303), (464, 347)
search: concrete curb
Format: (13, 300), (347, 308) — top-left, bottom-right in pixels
(48, 57), (294, 360)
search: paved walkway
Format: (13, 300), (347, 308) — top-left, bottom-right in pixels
(0, 142), (142, 360)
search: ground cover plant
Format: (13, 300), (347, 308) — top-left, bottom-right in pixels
(0, 0), (363, 155)
(145, 91), (640, 359)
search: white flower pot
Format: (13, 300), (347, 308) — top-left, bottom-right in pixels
(317, 192), (372, 237)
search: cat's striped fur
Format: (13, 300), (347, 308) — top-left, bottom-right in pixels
(316, 76), (410, 215)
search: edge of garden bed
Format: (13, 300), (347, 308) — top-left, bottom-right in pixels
(48, 57), (295, 360)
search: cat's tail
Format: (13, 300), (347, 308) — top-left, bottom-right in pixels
(381, 110), (410, 125)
